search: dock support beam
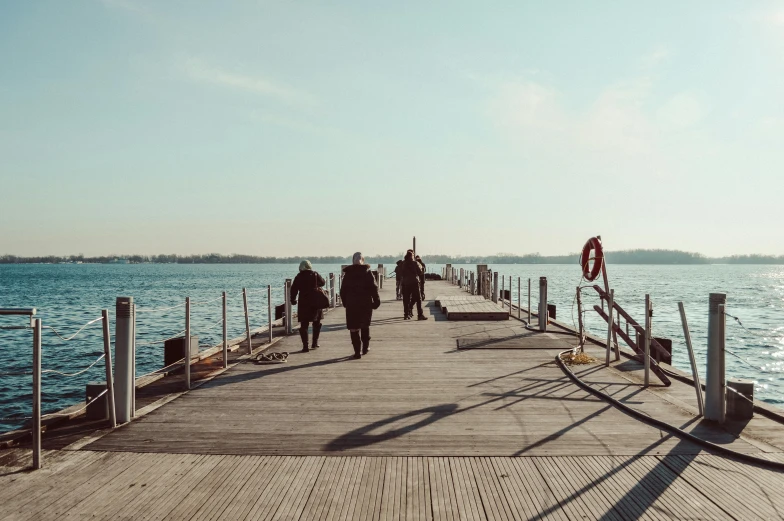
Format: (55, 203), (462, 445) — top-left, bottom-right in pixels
(538, 277), (548, 331)
(706, 293), (727, 422)
(115, 297), (134, 423)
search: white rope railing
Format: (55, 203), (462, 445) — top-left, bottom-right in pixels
(43, 316), (103, 341)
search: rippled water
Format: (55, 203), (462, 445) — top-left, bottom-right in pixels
(1, 263), (783, 432)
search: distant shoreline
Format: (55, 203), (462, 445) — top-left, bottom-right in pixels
(2, 250), (783, 265)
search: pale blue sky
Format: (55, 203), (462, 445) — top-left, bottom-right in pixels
(1, 1), (783, 257)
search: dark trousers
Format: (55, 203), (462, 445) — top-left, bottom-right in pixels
(403, 284), (423, 317)
(349, 327), (371, 354)
(299, 321), (322, 347)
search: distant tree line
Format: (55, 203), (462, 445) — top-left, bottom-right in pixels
(2, 250), (783, 265)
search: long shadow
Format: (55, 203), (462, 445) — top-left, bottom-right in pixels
(325, 404), (459, 451)
(199, 356), (353, 390)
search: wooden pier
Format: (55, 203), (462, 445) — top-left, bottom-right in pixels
(2, 279), (784, 520)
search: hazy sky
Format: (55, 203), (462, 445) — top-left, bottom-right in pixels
(2, 1), (783, 257)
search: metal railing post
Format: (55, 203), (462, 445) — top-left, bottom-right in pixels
(517, 277), (521, 319)
(285, 279), (293, 335)
(115, 297), (134, 423)
(493, 272), (499, 303)
(605, 290), (614, 367)
(509, 276), (512, 315)
(267, 285), (273, 344)
(678, 302), (704, 416)
(32, 318), (42, 470)
(706, 294), (727, 422)
(101, 309), (117, 429)
(643, 294), (651, 387)
(222, 292), (228, 368)
(185, 297), (191, 390)
(528, 278), (531, 323)
(538, 277), (547, 332)
(330, 273), (336, 308)
(501, 275), (505, 307)
(243, 288), (252, 354)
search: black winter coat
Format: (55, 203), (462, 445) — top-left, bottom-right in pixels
(290, 270), (326, 323)
(400, 259), (422, 286)
(339, 264), (380, 329)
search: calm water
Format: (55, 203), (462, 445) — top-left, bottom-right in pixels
(1, 263), (783, 432)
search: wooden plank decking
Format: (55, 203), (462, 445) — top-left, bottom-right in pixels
(1, 280), (783, 520)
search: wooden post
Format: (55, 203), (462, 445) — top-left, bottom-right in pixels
(643, 294), (651, 387)
(493, 272), (499, 303)
(32, 317), (42, 470)
(605, 290), (614, 367)
(517, 277), (521, 319)
(101, 309), (117, 429)
(528, 278), (531, 323)
(267, 285), (273, 344)
(222, 292), (228, 369)
(243, 288), (252, 354)
(501, 275), (505, 306)
(678, 302), (704, 416)
(185, 297), (191, 390)
(330, 273), (336, 308)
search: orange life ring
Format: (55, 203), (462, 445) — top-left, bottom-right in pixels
(580, 237), (604, 281)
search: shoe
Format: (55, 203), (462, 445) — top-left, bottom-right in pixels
(311, 342), (320, 349)
(301, 346), (310, 352)
(404, 315), (409, 320)
(362, 348), (369, 355)
(417, 315), (428, 320)
(353, 353), (362, 359)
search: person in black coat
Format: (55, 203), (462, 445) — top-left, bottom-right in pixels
(401, 251), (428, 320)
(393, 259), (404, 300)
(290, 260), (326, 352)
(339, 252), (380, 359)
(415, 255), (426, 299)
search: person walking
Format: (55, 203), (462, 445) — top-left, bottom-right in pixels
(415, 255), (426, 300)
(339, 252), (380, 359)
(401, 251), (428, 320)
(290, 260), (326, 352)
(393, 260), (404, 300)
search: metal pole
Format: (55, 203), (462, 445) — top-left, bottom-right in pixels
(614, 309), (621, 361)
(509, 276), (513, 315)
(539, 277), (548, 332)
(285, 279), (293, 335)
(242, 288), (252, 354)
(330, 273), (336, 308)
(678, 302), (704, 416)
(605, 290), (614, 367)
(528, 278), (531, 323)
(32, 317), (41, 470)
(101, 309), (117, 429)
(222, 292), (228, 369)
(517, 277), (521, 319)
(131, 304), (136, 417)
(643, 294), (651, 387)
(114, 297), (133, 423)
(493, 272), (499, 303)
(267, 285), (273, 344)
(413, 236), (416, 257)
(501, 275), (505, 306)
(706, 294), (727, 422)
(185, 297), (191, 390)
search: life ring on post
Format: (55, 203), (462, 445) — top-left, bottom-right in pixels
(580, 237), (604, 282)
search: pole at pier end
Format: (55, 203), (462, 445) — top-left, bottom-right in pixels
(222, 292), (228, 369)
(115, 297), (134, 423)
(32, 318), (42, 469)
(413, 236), (416, 256)
(185, 297), (191, 390)
(538, 277), (548, 332)
(267, 285), (273, 344)
(706, 293), (727, 422)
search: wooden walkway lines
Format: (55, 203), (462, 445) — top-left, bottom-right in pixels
(2, 451), (784, 520)
(2, 280), (784, 520)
